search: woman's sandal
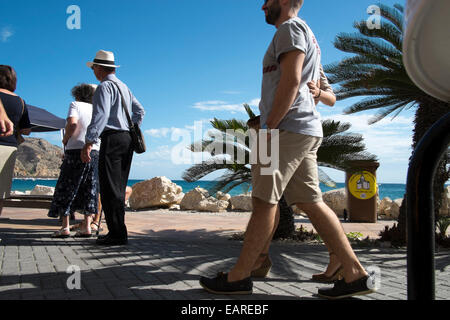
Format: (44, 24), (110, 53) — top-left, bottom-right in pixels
(52, 228), (71, 239)
(70, 223), (82, 232)
(91, 222), (103, 233)
(73, 230), (92, 238)
(251, 254), (273, 278)
(311, 253), (343, 283)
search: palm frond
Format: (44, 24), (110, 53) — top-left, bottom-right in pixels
(354, 20), (403, 52)
(182, 162), (233, 182)
(379, 3), (404, 32)
(244, 104), (257, 119)
(318, 168), (337, 188)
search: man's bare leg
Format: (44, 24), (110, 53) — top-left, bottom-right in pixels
(298, 201), (367, 283)
(228, 198), (278, 282)
(252, 205), (280, 270)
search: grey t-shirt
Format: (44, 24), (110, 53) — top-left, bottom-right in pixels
(259, 17), (323, 137)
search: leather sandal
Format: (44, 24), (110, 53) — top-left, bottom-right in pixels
(90, 222), (103, 232)
(251, 254), (273, 278)
(52, 228), (71, 239)
(74, 230), (93, 238)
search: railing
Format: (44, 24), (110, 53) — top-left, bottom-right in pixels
(406, 111), (450, 300)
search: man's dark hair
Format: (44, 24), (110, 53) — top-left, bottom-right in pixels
(71, 84), (96, 104)
(0, 65), (17, 92)
(98, 65), (116, 74)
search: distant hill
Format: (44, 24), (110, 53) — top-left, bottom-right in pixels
(14, 138), (63, 178)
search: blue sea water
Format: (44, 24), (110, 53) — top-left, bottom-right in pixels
(11, 179), (408, 200)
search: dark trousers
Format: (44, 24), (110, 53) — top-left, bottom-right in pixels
(99, 131), (133, 239)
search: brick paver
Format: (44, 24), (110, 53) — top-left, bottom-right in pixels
(0, 207), (449, 301)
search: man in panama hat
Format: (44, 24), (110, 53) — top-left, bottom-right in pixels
(82, 50), (145, 246)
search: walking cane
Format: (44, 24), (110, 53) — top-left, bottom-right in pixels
(96, 208), (103, 237)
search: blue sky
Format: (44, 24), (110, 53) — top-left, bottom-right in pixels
(1, 0), (413, 183)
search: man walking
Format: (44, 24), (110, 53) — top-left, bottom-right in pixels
(200, 0), (376, 299)
(82, 50), (145, 246)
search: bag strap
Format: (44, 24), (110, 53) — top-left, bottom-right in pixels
(110, 81), (134, 130)
(19, 98), (25, 117)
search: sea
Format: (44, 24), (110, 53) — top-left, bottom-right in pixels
(11, 179), (408, 200)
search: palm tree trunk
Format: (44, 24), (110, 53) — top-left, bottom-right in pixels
(274, 196), (295, 239)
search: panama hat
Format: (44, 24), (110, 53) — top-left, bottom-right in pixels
(86, 50), (120, 69)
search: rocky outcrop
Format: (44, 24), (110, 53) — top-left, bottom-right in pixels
(322, 188), (347, 217)
(229, 194), (253, 211)
(30, 185), (55, 196)
(216, 191), (231, 202)
(129, 177), (184, 210)
(180, 187), (229, 212)
(14, 138), (63, 178)
(378, 197), (402, 219)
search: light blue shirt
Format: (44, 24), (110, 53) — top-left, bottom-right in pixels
(85, 74), (146, 144)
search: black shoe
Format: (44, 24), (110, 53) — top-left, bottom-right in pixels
(200, 272), (253, 295)
(96, 236), (128, 246)
(97, 234), (110, 240)
(318, 275), (376, 300)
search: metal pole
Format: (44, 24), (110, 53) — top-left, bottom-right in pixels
(407, 111), (450, 300)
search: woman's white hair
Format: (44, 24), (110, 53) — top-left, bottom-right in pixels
(291, 0), (304, 11)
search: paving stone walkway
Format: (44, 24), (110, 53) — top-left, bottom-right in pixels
(0, 208), (449, 301)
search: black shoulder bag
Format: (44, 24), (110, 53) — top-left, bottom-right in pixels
(111, 82), (146, 154)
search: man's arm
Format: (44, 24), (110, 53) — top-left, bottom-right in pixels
(131, 95), (145, 126)
(308, 65), (336, 107)
(82, 85), (111, 163)
(265, 50), (305, 129)
(0, 104), (13, 137)
(85, 85), (111, 145)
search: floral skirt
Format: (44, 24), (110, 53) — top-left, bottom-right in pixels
(48, 149), (99, 218)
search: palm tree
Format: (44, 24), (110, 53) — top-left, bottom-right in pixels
(324, 3), (450, 243)
(183, 104), (377, 239)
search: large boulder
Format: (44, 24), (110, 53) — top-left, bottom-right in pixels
(229, 194), (253, 211)
(180, 187), (228, 212)
(180, 187), (210, 210)
(384, 198), (402, 219)
(216, 191), (231, 202)
(198, 198), (229, 212)
(378, 197), (393, 217)
(129, 177), (184, 210)
(322, 188), (347, 217)
(30, 185), (55, 196)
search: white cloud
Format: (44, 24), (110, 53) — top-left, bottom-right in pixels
(323, 113), (414, 159)
(248, 98), (261, 107)
(145, 128), (172, 138)
(145, 121), (215, 138)
(193, 98), (261, 114)
(193, 101), (245, 113)
(1, 27), (13, 42)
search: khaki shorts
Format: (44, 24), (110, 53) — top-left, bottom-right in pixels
(252, 130), (323, 206)
(0, 146), (17, 200)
